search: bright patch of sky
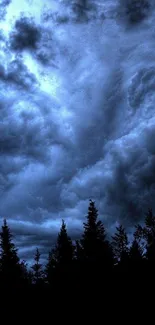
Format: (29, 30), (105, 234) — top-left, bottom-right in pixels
(0, 0), (61, 101)
(23, 52), (60, 98)
(2, 0), (43, 34)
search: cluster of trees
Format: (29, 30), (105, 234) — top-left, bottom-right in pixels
(1, 199), (155, 294)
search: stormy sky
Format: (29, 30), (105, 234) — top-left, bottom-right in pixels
(0, 0), (155, 265)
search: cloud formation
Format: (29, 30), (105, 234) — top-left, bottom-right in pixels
(10, 16), (41, 51)
(0, 0), (155, 265)
(0, 0), (11, 20)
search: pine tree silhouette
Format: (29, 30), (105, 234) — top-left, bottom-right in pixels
(45, 249), (57, 286)
(75, 239), (83, 263)
(129, 238), (143, 262)
(134, 223), (145, 241)
(20, 260), (32, 287)
(53, 219), (74, 265)
(74, 239), (84, 288)
(45, 220), (74, 291)
(129, 233), (144, 273)
(0, 219), (22, 288)
(112, 225), (129, 268)
(133, 208), (155, 274)
(31, 248), (44, 286)
(79, 199), (113, 290)
(81, 199), (113, 262)
(127, 235), (144, 288)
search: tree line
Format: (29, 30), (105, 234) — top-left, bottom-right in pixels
(1, 199), (155, 293)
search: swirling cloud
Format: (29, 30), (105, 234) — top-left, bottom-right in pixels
(0, 0), (155, 266)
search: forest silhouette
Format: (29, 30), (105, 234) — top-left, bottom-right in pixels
(0, 199), (154, 318)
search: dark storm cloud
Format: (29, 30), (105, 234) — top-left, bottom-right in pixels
(7, 59), (37, 89)
(71, 0), (98, 22)
(9, 15), (57, 66)
(1, 0), (155, 267)
(128, 67), (155, 109)
(60, 124), (155, 230)
(0, 95), (61, 162)
(42, 11), (69, 25)
(0, 58), (56, 164)
(42, 0), (105, 25)
(104, 134), (155, 228)
(118, 0), (150, 25)
(35, 28), (57, 66)
(10, 16), (41, 51)
(0, 58), (38, 90)
(54, 10), (155, 231)
(0, 114), (47, 158)
(125, 0), (150, 24)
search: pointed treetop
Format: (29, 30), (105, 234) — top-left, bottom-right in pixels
(129, 235), (143, 261)
(3, 219), (7, 227)
(31, 248), (43, 284)
(84, 199), (98, 226)
(58, 219), (68, 240)
(0, 218), (21, 284)
(79, 200), (114, 267)
(61, 219), (67, 231)
(34, 248), (41, 263)
(51, 219), (74, 265)
(112, 225), (129, 262)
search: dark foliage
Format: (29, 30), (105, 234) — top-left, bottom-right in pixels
(80, 199), (114, 269)
(45, 219), (75, 290)
(0, 202), (155, 317)
(112, 224), (129, 268)
(0, 219), (24, 287)
(31, 248), (44, 286)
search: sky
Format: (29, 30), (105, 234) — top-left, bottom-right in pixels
(0, 0), (154, 265)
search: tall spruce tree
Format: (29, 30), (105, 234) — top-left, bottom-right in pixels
(129, 235), (144, 271)
(0, 219), (21, 286)
(112, 225), (129, 267)
(133, 208), (155, 267)
(45, 249), (55, 287)
(74, 239), (85, 286)
(45, 220), (74, 289)
(52, 219), (74, 266)
(129, 238), (143, 261)
(19, 260), (32, 286)
(75, 239), (83, 262)
(80, 199), (114, 270)
(31, 248), (43, 285)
